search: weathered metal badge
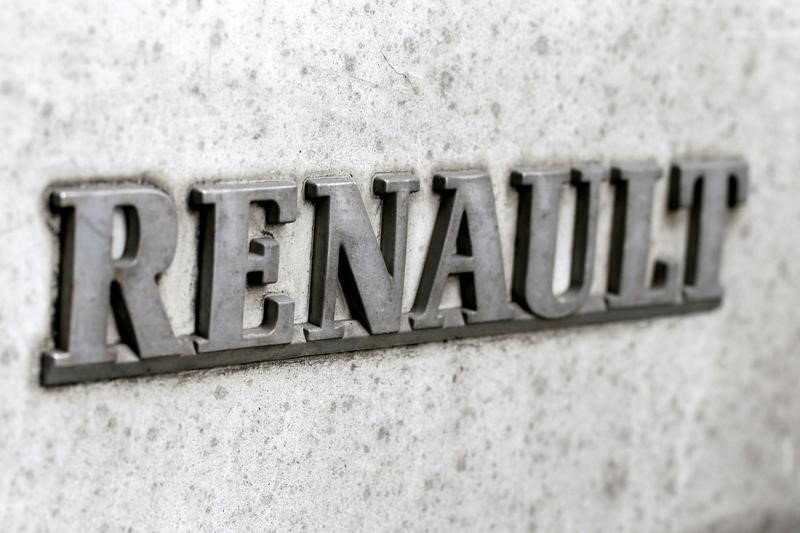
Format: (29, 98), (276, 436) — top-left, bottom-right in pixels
(43, 159), (747, 386)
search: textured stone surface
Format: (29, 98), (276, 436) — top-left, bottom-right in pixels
(1, 1), (800, 531)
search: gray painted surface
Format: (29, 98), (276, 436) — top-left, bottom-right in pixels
(1, 1), (799, 531)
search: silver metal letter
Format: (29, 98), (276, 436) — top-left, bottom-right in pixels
(304, 174), (420, 340)
(511, 165), (606, 319)
(607, 163), (681, 308)
(191, 182), (296, 351)
(410, 170), (513, 329)
(49, 185), (189, 366)
(669, 158), (748, 302)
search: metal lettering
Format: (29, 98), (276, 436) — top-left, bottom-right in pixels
(41, 158), (749, 386)
(511, 165), (606, 319)
(48, 185), (189, 366)
(606, 163), (681, 308)
(304, 174), (419, 340)
(191, 182), (296, 351)
(669, 159), (748, 301)
(410, 170), (513, 329)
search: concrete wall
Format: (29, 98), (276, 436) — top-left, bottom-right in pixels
(1, 1), (799, 531)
